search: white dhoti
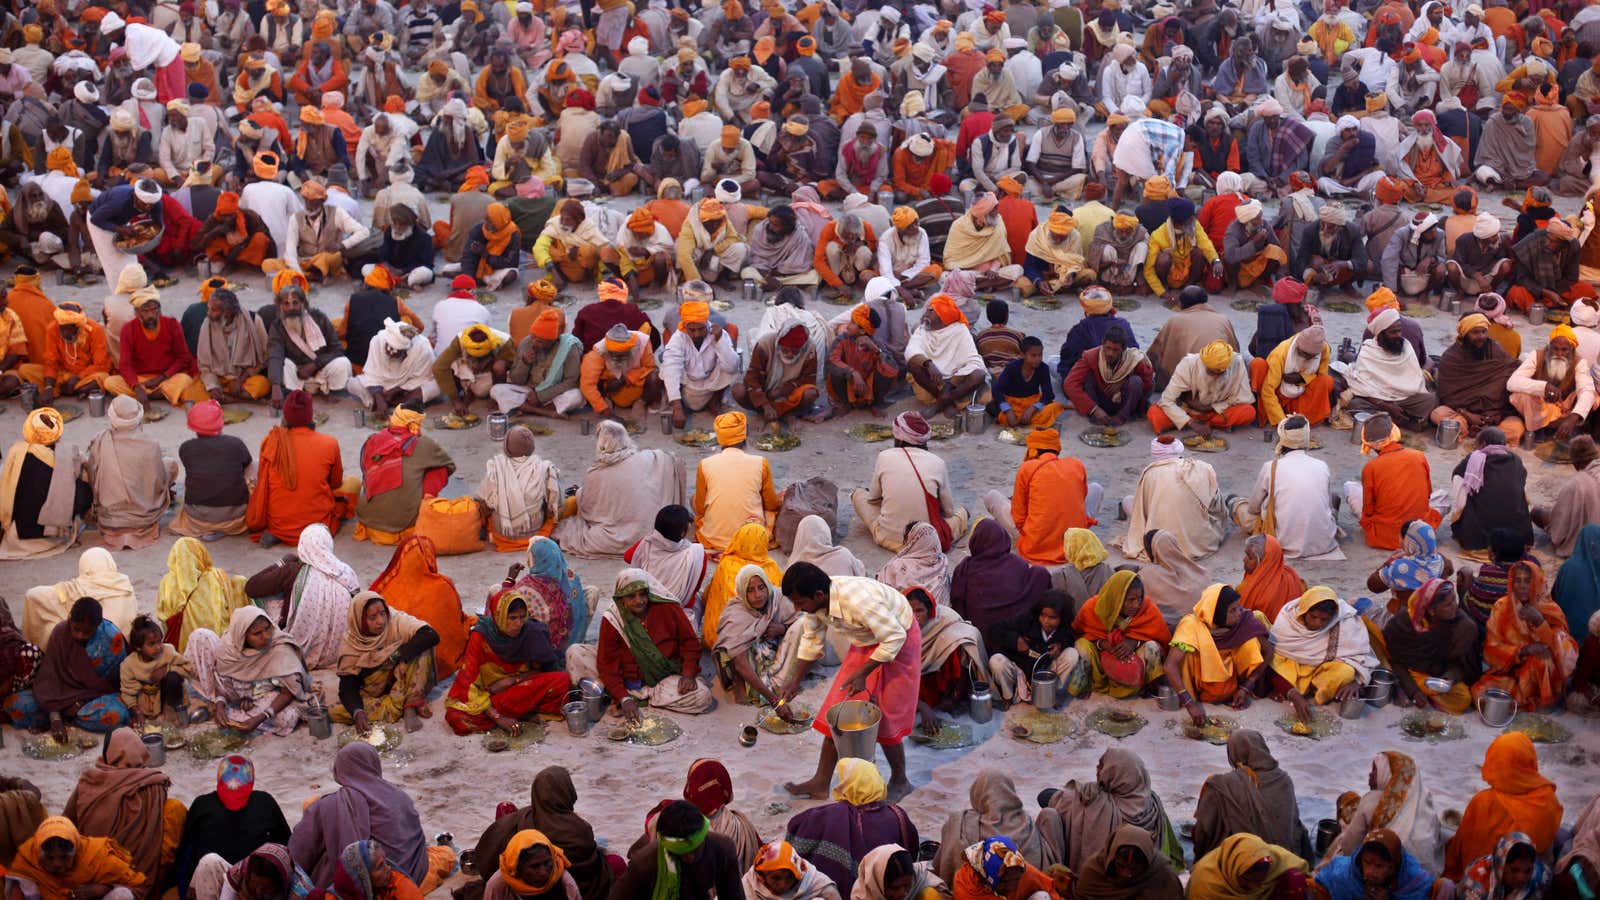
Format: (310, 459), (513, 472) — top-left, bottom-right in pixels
(88, 222), (138, 288)
(282, 357), (353, 394)
(348, 373), (440, 407)
(697, 242), (749, 279)
(1317, 171), (1384, 196)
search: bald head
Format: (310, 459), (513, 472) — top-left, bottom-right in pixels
(505, 425), (535, 458)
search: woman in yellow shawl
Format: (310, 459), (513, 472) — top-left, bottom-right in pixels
(1069, 570), (1171, 698)
(156, 537), (247, 653)
(486, 830), (577, 900)
(1163, 584), (1271, 725)
(1022, 211), (1091, 296)
(1187, 833), (1308, 900)
(332, 591), (441, 733)
(9, 817), (147, 900)
(700, 522), (782, 648)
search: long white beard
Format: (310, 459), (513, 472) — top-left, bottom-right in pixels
(1546, 357), (1571, 383)
(450, 119), (467, 143)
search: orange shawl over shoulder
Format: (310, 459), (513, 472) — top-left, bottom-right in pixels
(1444, 732), (1562, 879)
(10, 817), (147, 900)
(1236, 536), (1304, 622)
(369, 536), (473, 677)
(829, 72), (881, 122)
(1071, 571), (1172, 646)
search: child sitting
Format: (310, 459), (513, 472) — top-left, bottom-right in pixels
(119, 615), (195, 727)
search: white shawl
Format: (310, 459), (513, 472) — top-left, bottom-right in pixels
(1344, 338), (1428, 402)
(1268, 591), (1379, 680)
(905, 323), (984, 379)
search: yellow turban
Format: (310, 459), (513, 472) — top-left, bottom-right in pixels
(1106, 113), (1129, 126)
(527, 279), (557, 302)
(832, 758), (886, 805)
(1051, 107), (1076, 124)
(714, 411), (747, 446)
(390, 407), (424, 434)
(71, 179), (92, 204)
(299, 106), (325, 125)
(1112, 213), (1138, 230)
(1457, 313), (1490, 337)
(53, 304), (87, 326)
(1199, 340), (1233, 370)
(678, 301), (711, 326)
(1143, 175), (1172, 201)
(782, 120), (808, 136)
(46, 146), (77, 176)
(1079, 286), (1113, 315)
(954, 32), (976, 51)
(1047, 211), (1076, 235)
(891, 206), (918, 229)
(181, 42), (202, 63)
(996, 176), (1023, 196)
(22, 24), (42, 44)
(1364, 286), (1399, 312)
(1551, 324), (1580, 347)
(459, 326), (502, 356)
(23, 408), (63, 445)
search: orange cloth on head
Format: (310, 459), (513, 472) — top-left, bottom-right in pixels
(458, 166), (490, 193)
(1358, 444), (1442, 550)
(1375, 177), (1406, 204)
(829, 71), (882, 122)
(10, 818), (148, 900)
(369, 536), (474, 677)
(699, 522), (782, 647)
(271, 268), (309, 296)
(598, 279), (629, 302)
(530, 309), (562, 339)
(930, 294), (966, 326)
(247, 425), (351, 545)
(952, 861), (1060, 900)
(678, 301), (710, 326)
(627, 207), (655, 234)
(478, 203), (519, 279)
(1010, 453), (1094, 566)
(1475, 561), (1580, 711)
(1443, 732), (1564, 879)
(214, 190), (246, 234)
(1235, 535), (1304, 622)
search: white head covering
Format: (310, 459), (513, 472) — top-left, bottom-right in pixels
(628, 36), (649, 55)
(133, 179), (162, 204)
(131, 78), (157, 100)
(906, 133), (934, 156)
(1473, 212), (1500, 240)
(1216, 171), (1243, 194)
(1370, 307), (1402, 334)
(865, 275), (900, 303)
(714, 178), (741, 202)
(1235, 199), (1263, 223)
(108, 394), (143, 429)
(99, 10), (126, 31)
(440, 97), (468, 118)
(1337, 114), (1360, 131)
(380, 317), (416, 352)
(1150, 436), (1184, 460)
(74, 82), (99, 103)
(1573, 301), (1600, 328)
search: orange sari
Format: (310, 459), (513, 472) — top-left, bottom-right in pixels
(369, 536), (474, 677)
(1474, 560), (1579, 710)
(1443, 732), (1564, 879)
(1236, 536), (1304, 622)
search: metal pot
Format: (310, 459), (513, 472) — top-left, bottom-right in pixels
(1153, 684), (1181, 711)
(1530, 304), (1547, 325)
(1261, 426), (1276, 444)
(742, 280), (759, 303)
(876, 188), (895, 212)
(488, 412), (508, 441)
(969, 681), (993, 723)
(1477, 688), (1518, 728)
(1339, 694), (1367, 720)
(1031, 658), (1058, 712)
(87, 390), (107, 417)
(1436, 417), (1461, 449)
(578, 678), (606, 723)
(1365, 668), (1396, 708)
(1350, 411), (1373, 445)
(1316, 819), (1341, 856)
(739, 725), (758, 748)
(659, 412), (673, 435)
(825, 698), (882, 760)
(141, 733), (166, 766)
(962, 403), (987, 435)
(353, 408), (367, 428)
(306, 707), (333, 740)
(1437, 288), (1458, 312)
(580, 417), (593, 435)
(563, 700), (591, 736)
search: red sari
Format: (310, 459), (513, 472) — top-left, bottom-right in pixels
(444, 587), (569, 734)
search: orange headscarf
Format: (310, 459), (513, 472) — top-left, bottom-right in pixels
(1236, 535), (1304, 622)
(214, 190), (245, 234)
(369, 537), (472, 676)
(480, 203), (519, 277)
(458, 165), (490, 193)
(1445, 731), (1563, 878)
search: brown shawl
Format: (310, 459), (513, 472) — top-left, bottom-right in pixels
(1191, 730), (1310, 862)
(1433, 339), (1517, 418)
(0, 779), (45, 867)
(471, 766), (613, 900)
(1073, 825), (1186, 900)
(62, 728), (171, 895)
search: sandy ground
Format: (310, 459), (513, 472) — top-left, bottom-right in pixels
(3, 186), (1598, 881)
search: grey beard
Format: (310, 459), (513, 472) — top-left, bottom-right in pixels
(1547, 357), (1571, 383)
(391, 225), (413, 241)
(450, 120), (467, 143)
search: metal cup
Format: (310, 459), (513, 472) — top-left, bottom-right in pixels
(306, 707), (333, 740)
(660, 412), (673, 434)
(580, 417), (593, 435)
(19, 383), (36, 411)
(353, 408), (366, 428)
(488, 412), (508, 441)
(87, 390), (107, 417)
(739, 725), (758, 747)
(1530, 304), (1547, 325)
(141, 733), (166, 766)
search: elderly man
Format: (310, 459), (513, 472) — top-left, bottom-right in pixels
(661, 299), (738, 427)
(86, 395), (177, 549)
(1508, 325), (1596, 444)
(106, 290), (209, 406)
(474, 424), (561, 550)
(1254, 326), (1336, 427)
(29, 299), (106, 406)
(1122, 435), (1229, 561)
(1508, 217), (1597, 313)
(350, 318), (439, 416)
(831, 120), (888, 198)
(1475, 99), (1545, 190)
(906, 295), (986, 419)
(1025, 108), (1087, 200)
(878, 208), (942, 302)
(1231, 415), (1342, 559)
(713, 56), (774, 126)
(825, 304), (901, 417)
(155, 99), (212, 186)
(1297, 203), (1365, 292)
(812, 212), (876, 297)
(1212, 35), (1270, 111)
(1446, 211), (1510, 296)
(677, 197), (749, 284)
(1223, 199), (1288, 289)
(1433, 312), (1523, 443)
(692, 410), (782, 554)
(1317, 116), (1384, 197)
(490, 309), (583, 418)
(613, 208), (674, 294)
(736, 323), (819, 430)
(1244, 98), (1315, 192)
(1086, 212), (1149, 293)
(580, 320), (663, 421)
(195, 287), (269, 403)
(943, 193), (1023, 293)
(744, 204), (821, 292)
(1145, 198), (1223, 299)
(266, 282), (350, 405)
(432, 325), (514, 417)
(852, 411), (967, 551)
(416, 99), (484, 193)
(1533, 435), (1600, 555)
(293, 180), (367, 281)
(1099, 43), (1151, 117)
(534, 199), (609, 288)
(1346, 307), (1439, 430)
(1381, 212), (1447, 300)
(1020, 210), (1089, 296)
(965, 115), (1025, 196)
(1149, 339), (1256, 436)
(1064, 324), (1152, 427)
(1147, 285), (1240, 386)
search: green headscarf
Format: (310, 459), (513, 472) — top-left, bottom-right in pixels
(653, 814), (710, 900)
(611, 567), (680, 686)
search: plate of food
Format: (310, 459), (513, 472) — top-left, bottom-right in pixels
(708, 299), (733, 312)
(1275, 709), (1342, 740)
(996, 428), (1029, 446)
(929, 421), (957, 441)
(141, 722), (189, 749)
(1086, 707), (1147, 738)
(143, 406), (171, 423)
(675, 428), (719, 448)
(187, 728), (252, 760)
(821, 292), (857, 306)
(607, 714), (684, 746)
(480, 722), (545, 752)
(313, 412), (330, 427)
(1022, 296), (1064, 311)
(1535, 441), (1573, 465)
(505, 420), (553, 435)
(757, 704), (814, 735)
(846, 423), (896, 442)
(1113, 298), (1139, 312)
(21, 733), (86, 761)
(1322, 300), (1364, 314)
(1504, 712), (1572, 744)
(1230, 298), (1262, 312)
(1544, 309), (1572, 326)
(1008, 710), (1077, 744)
(1398, 711), (1466, 742)
(221, 407), (252, 425)
(754, 432), (801, 452)
(432, 412), (483, 430)
(1182, 434), (1229, 452)
(1179, 715), (1239, 745)
(909, 721), (976, 749)
(636, 296), (666, 311)
(337, 724), (405, 754)
(53, 403), (84, 423)
(1401, 303), (1434, 319)
(1080, 426), (1132, 448)
(114, 222), (163, 253)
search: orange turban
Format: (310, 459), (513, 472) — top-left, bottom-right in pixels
(365, 265), (396, 290)
(627, 207), (656, 234)
(70, 179), (92, 204)
(527, 279), (558, 302)
(683, 98), (708, 118)
(1365, 287), (1399, 312)
(1047, 211), (1075, 235)
(597, 278), (630, 302)
(384, 97), (405, 113)
(892, 206), (918, 228)
(427, 59), (450, 76)
(996, 176), (1022, 196)
(1374, 176), (1406, 204)
(530, 308), (562, 339)
(729, 56), (752, 70)
(720, 124), (740, 148)
(750, 101), (771, 120)
(300, 180), (328, 200)
(698, 198), (725, 221)
(986, 48), (1005, 62)
(46, 146), (77, 176)
(253, 151), (280, 180)
(1025, 428), (1061, 455)
(458, 166), (489, 193)
(603, 328), (638, 352)
(929, 294), (966, 326)
(851, 304), (876, 335)
(272, 268), (309, 295)
(714, 411), (747, 445)
(199, 276), (227, 303)
(299, 105), (325, 125)
(679, 301), (711, 327)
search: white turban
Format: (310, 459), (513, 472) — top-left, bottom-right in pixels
(1257, 97), (1284, 116)
(108, 393), (143, 429)
(131, 78), (156, 100)
(74, 82), (99, 103)
(1216, 171), (1242, 194)
(1111, 43), (1135, 63)
(133, 178), (162, 204)
(1120, 95), (1146, 118)
(1150, 436), (1185, 460)
(1337, 114), (1359, 131)
(714, 179), (741, 202)
(1235, 199), (1263, 223)
(1473, 212), (1501, 240)
(1369, 307), (1402, 334)
(1058, 62), (1080, 80)
(99, 10), (126, 31)
(380, 317), (415, 352)
(880, 6), (900, 20)
(1573, 300), (1600, 328)
(440, 97), (468, 118)
(628, 36), (649, 55)
(601, 72), (631, 94)
(906, 133), (934, 157)
(323, 90), (345, 108)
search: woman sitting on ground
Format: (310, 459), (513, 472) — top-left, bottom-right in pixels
(1068, 570), (1170, 699)
(1320, 751), (1443, 871)
(878, 522), (952, 606)
(1444, 733), (1563, 880)
(1382, 578), (1479, 715)
(1052, 528), (1113, 608)
(63, 726), (187, 897)
(289, 744), (456, 893)
(907, 586), (985, 726)
(852, 845), (948, 900)
(567, 568), (714, 720)
(934, 771), (1055, 884)
(333, 592), (440, 733)
(950, 836), (1063, 899)
(8, 816), (147, 900)
(1314, 829), (1438, 900)
(470, 766), (613, 900)
(185, 607), (313, 736)
(330, 839), (425, 900)
(484, 830), (580, 900)
(1269, 586), (1380, 719)
(712, 564), (803, 710)
(1473, 559), (1579, 711)
(505, 536), (589, 651)
(1036, 747), (1183, 873)
(673, 759), (764, 872)
(444, 586), (570, 735)
(8, 597), (130, 737)
(784, 759), (918, 897)
(186, 844), (312, 900)
(1187, 834), (1308, 900)
(174, 756), (293, 897)
(1192, 730), (1311, 862)
(742, 839), (841, 900)
(1457, 833), (1551, 900)
(1071, 825), (1184, 899)
(1235, 535), (1303, 622)
(1164, 585), (1271, 726)
(986, 591), (1076, 706)
(701, 522), (783, 648)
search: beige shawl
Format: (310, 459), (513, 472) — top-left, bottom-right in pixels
(336, 591), (427, 676)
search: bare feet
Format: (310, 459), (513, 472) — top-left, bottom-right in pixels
(403, 708), (423, 733)
(783, 777), (831, 798)
(884, 776), (913, 804)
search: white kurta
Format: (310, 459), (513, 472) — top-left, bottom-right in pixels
(239, 180), (304, 269)
(1245, 450), (1344, 560)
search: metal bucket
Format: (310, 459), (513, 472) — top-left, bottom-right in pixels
(1315, 819), (1341, 856)
(742, 280), (759, 303)
(877, 188), (895, 212)
(1350, 411), (1373, 444)
(19, 383), (36, 411)
(1339, 695), (1367, 719)
(1437, 288), (1457, 312)
(1477, 688), (1518, 728)
(580, 417), (593, 435)
(141, 733), (166, 766)
(1365, 669), (1396, 708)
(1530, 304), (1547, 325)
(563, 701), (591, 736)
(1153, 684), (1181, 711)
(579, 678), (606, 722)
(488, 412), (508, 441)
(87, 390), (107, 417)
(1436, 418), (1461, 449)
(826, 698), (882, 760)
(969, 681), (993, 723)
(1031, 668), (1058, 712)
(306, 707), (333, 740)
(962, 403), (987, 435)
